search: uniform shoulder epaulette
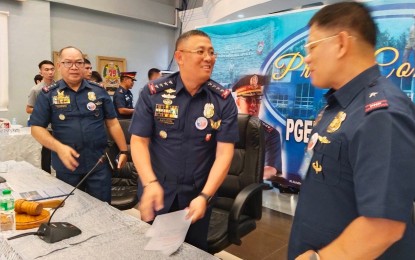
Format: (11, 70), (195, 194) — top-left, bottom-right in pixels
(42, 83), (59, 93)
(87, 80), (102, 88)
(148, 72), (178, 95)
(260, 120), (274, 133)
(364, 79), (389, 114)
(205, 79), (231, 99)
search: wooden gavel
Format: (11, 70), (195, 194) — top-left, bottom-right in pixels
(14, 199), (64, 216)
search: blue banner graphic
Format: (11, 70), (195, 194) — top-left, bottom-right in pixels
(199, 0), (415, 188)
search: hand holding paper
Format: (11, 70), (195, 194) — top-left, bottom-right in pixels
(144, 209), (192, 255)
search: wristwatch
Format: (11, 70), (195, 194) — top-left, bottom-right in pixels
(198, 192), (212, 205)
(309, 251), (320, 260)
(118, 151), (128, 155)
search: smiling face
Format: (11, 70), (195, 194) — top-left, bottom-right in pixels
(304, 25), (340, 89)
(175, 35), (216, 84)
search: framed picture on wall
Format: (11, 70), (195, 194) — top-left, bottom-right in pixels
(97, 56), (126, 95)
(53, 51), (88, 82)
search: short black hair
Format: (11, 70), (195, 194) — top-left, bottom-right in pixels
(34, 74), (43, 84)
(38, 60), (54, 69)
(148, 68), (161, 80)
(175, 29), (211, 51)
(84, 58), (91, 65)
(91, 71), (103, 83)
(308, 1), (377, 47)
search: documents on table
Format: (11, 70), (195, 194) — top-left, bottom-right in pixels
(144, 209), (192, 255)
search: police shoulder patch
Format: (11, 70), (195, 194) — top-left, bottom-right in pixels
(42, 83), (58, 93)
(148, 72), (178, 95)
(88, 81), (102, 88)
(364, 80), (389, 113)
(260, 120), (274, 133)
(205, 79), (231, 99)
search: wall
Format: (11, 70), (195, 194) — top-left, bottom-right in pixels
(0, 0), (178, 125)
(0, 0), (51, 125)
(51, 3), (177, 100)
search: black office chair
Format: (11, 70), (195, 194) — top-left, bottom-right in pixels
(107, 119), (139, 210)
(207, 114), (265, 254)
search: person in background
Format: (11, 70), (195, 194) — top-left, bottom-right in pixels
(113, 72), (136, 119)
(90, 70), (103, 86)
(26, 60), (55, 174)
(148, 68), (162, 81)
(232, 74), (282, 183)
(27, 60), (55, 114)
(34, 74), (43, 85)
(289, 2), (415, 259)
(30, 46), (128, 203)
(83, 58), (93, 80)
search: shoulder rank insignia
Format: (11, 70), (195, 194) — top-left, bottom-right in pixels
(87, 81), (102, 88)
(148, 72), (178, 95)
(260, 120), (274, 133)
(206, 80), (231, 99)
(42, 83), (58, 93)
(364, 80), (389, 113)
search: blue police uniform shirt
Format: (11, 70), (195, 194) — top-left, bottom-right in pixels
(261, 120), (282, 171)
(129, 72), (239, 213)
(113, 86), (133, 119)
(288, 66), (415, 259)
(30, 79), (117, 174)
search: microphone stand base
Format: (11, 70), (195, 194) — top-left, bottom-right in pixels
(37, 222), (82, 243)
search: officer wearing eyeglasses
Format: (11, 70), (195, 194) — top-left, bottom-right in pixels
(232, 74), (282, 183)
(129, 30), (239, 251)
(289, 2), (415, 260)
(30, 46), (128, 203)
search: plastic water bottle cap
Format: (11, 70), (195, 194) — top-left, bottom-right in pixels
(2, 189), (11, 195)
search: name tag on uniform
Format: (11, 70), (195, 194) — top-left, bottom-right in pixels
(155, 104), (179, 119)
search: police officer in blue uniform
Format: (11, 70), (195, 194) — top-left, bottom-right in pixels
(129, 30), (239, 251)
(232, 74), (283, 182)
(30, 46), (128, 203)
(289, 3), (415, 260)
(113, 71), (136, 119)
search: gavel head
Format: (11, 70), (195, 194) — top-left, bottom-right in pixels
(14, 199), (43, 216)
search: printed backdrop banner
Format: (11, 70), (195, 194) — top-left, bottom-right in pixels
(199, 0), (415, 188)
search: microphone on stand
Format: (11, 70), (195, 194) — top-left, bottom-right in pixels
(35, 152), (109, 243)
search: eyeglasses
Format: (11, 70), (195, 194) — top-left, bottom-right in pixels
(179, 49), (218, 58)
(61, 61), (85, 68)
(239, 96), (262, 104)
(304, 34), (339, 54)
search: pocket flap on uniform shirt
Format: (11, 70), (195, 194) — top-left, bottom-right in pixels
(319, 139), (341, 160)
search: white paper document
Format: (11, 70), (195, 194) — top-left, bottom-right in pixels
(144, 209), (192, 255)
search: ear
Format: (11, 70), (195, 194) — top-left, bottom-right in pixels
(174, 50), (183, 65)
(235, 97), (241, 107)
(337, 31), (351, 58)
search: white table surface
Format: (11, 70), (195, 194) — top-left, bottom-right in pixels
(0, 128), (41, 169)
(0, 161), (217, 260)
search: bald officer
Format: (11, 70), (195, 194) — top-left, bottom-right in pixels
(233, 74), (282, 181)
(129, 29), (238, 251)
(30, 46), (128, 203)
(113, 72), (136, 119)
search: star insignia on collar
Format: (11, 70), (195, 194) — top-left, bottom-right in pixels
(369, 92), (378, 98)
